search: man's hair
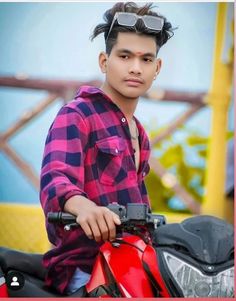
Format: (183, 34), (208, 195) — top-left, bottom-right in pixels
(91, 2), (174, 55)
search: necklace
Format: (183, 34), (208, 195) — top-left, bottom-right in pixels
(130, 118), (139, 140)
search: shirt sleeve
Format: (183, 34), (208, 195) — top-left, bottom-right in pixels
(40, 105), (89, 214)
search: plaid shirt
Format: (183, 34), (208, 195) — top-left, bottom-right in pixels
(40, 86), (151, 294)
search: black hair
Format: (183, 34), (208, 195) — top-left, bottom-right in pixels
(91, 2), (175, 55)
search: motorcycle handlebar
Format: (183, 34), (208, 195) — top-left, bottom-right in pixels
(47, 203), (166, 230)
(48, 212), (77, 224)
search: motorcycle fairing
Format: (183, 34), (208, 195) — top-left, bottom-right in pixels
(86, 251), (121, 297)
(91, 235), (155, 297)
(142, 244), (170, 297)
(153, 215), (234, 264)
(88, 235), (172, 297)
(0, 283), (8, 298)
(0, 267), (8, 297)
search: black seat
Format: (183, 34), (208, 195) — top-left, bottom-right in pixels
(0, 247), (46, 280)
(0, 247), (86, 297)
(7, 269), (86, 297)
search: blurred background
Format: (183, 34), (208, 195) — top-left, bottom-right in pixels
(0, 2), (234, 252)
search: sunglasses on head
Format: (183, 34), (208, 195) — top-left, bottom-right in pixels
(106, 12), (164, 42)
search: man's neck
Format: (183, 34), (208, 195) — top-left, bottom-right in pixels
(100, 82), (139, 123)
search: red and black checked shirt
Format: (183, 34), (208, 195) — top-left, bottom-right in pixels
(40, 85), (151, 294)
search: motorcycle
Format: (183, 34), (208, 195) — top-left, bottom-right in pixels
(0, 203), (234, 297)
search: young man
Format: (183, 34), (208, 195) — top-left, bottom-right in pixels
(40, 2), (174, 295)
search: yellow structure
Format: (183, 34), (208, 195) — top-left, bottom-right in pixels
(0, 203), (50, 253)
(202, 3), (234, 219)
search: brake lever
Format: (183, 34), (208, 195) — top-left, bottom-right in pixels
(64, 223), (78, 231)
(146, 213), (166, 229)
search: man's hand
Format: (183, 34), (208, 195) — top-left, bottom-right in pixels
(64, 196), (121, 242)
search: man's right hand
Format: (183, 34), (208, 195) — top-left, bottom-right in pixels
(64, 196), (121, 242)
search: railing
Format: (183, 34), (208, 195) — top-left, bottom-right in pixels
(0, 75), (206, 214)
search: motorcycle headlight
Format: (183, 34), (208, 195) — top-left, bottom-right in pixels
(163, 251), (234, 297)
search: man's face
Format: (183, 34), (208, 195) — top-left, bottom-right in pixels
(102, 32), (160, 100)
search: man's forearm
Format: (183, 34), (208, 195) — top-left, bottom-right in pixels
(64, 195), (96, 216)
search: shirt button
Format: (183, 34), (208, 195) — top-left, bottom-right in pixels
(115, 148), (119, 154)
(142, 172), (146, 177)
(121, 117), (126, 123)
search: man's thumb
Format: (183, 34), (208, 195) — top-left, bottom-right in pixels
(112, 213), (121, 225)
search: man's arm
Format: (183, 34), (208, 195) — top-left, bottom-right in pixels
(40, 105), (120, 242)
(40, 106), (88, 214)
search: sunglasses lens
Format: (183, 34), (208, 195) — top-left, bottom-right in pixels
(143, 15), (164, 31)
(117, 13), (137, 26)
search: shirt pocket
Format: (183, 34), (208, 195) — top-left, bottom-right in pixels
(95, 136), (127, 186)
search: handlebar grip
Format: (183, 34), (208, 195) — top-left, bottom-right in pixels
(48, 212), (76, 224)
(47, 205), (125, 225)
(47, 212), (60, 223)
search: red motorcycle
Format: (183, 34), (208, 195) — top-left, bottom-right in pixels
(0, 203), (234, 297)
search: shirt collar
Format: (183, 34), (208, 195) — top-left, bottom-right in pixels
(75, 85), (145, 134)
(75, 85), (112, 102)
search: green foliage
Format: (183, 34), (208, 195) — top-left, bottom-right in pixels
(146, 126), (207, 213)
(145, 170), (174, 212)
(146, 126), (234, 213)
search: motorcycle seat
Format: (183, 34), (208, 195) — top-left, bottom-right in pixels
(0, 247), (87, 297)
(0, 247), (46, 280)
(7, 269), (86, 297)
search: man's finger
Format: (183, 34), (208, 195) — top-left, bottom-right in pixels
(88, 219), (102, 242)
(79, 219), (93, 239)
(112, 212), (121, 225)
(104, 211), (117, 241)
(97, 216), (109, 241)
